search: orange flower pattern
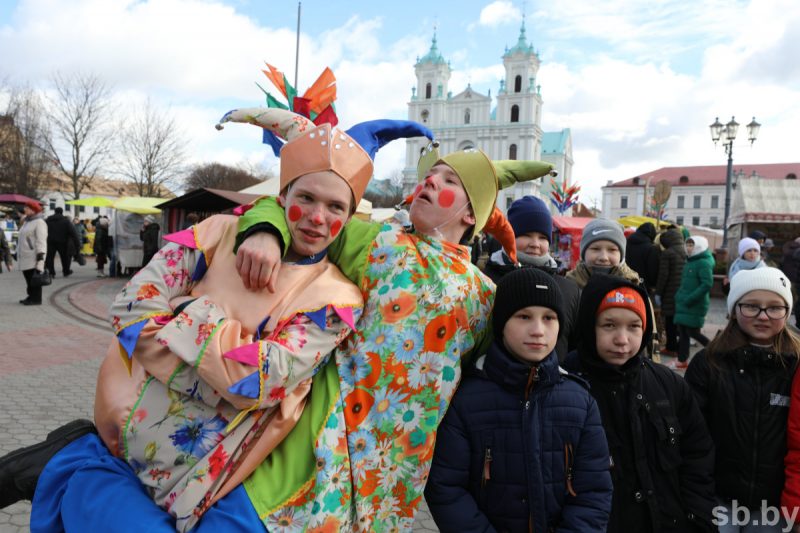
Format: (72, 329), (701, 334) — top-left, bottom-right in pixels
(258, 224), (494, 531)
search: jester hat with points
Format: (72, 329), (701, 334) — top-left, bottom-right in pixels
(217, 107), (432, 206)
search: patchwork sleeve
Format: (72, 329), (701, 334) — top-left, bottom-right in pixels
(107, 218), (226, 401)
(154, 296), (362, 414)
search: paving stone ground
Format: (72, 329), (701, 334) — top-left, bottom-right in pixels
(0, 259), (731, 532)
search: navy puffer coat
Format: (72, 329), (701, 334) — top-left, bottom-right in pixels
(425, 342), (613, 532)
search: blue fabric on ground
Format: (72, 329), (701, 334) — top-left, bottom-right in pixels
(30, 433), (264, 532)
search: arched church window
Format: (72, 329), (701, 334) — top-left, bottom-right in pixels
(514, 75), (522, 93)
(509, 144), (517, 160)
(511, 105), (520, 123)
(425, 83), (432, 99)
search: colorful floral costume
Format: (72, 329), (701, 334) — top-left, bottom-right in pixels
(94, 214), (362, 531)
(235, 198), (494, 531)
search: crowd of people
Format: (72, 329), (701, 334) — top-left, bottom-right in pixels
(3, 204), (167, 303)
(2, 104), (800, 532)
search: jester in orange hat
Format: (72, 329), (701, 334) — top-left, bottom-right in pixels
(231, 136), (555, 530)
(25, 107), (430, 533)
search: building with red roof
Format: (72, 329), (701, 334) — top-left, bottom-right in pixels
(601, 163), (800, 228)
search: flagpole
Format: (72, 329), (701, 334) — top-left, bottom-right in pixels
(294, 2), (301, 90)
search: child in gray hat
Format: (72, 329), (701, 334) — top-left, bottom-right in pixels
(566, 219), (641, 289)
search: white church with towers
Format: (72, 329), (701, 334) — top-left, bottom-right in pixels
(402, 23), (574, 214)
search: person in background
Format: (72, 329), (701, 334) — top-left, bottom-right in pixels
(761, 238), (778, 267)
(686, 267), (798, 532)
(45, 207), (79, 278)
(654, 227), (686, 357)
(483, 195), (580, 361)
(17, 201), (48, 305)
(425, 268), (612, 532)
(564, 274), (717, 532)
(566, 219), (640, 289)
(728, 237), (766, 281)
(182, 212), (200, 230)
(0, 230), (13, 273)
(93, 216), (111, 277)
(781, 237), (800, 329)
(749, 230), (767, 248)
(139, 214), (161, 267)
(672, 235), (715, 370)
(626, 222), (661, 292)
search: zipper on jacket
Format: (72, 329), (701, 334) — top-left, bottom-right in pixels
(564, 443), (577, 497)
(749, 367), (761, 505)
(482, 447), (492, 487)
(525, 366), (540, 400)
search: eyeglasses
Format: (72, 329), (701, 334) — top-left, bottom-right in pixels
(736, 303), (789, 320)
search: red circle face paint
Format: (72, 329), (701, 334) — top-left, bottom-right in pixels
(438, 189), (455, 208)
(330, 219), (343, 237)
(287, 205), (303, 222)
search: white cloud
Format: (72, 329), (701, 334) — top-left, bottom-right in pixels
(477, 1), (521, 28)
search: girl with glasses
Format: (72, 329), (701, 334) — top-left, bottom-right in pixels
(685, 267), (800, 532)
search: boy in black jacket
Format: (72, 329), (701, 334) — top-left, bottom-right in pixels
(425, 268), (612, 532)
(564, 274), (717, 532)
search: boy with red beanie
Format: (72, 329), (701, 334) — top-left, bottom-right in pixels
(563, 274), (717, 532)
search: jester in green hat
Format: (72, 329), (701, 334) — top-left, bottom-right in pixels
(231, 140), (555, 531)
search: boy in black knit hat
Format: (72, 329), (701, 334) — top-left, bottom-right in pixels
(425, 268), (612, 532)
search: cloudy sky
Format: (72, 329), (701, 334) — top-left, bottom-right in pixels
(1, 0), (798, 204)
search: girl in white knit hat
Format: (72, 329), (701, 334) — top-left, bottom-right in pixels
(685, 267), (799, 532)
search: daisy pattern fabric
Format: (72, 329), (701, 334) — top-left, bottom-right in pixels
(92, 214), (363, 532)
(238, 199), (494, 531)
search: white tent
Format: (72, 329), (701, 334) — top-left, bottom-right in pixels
(239, 177), (280, 196)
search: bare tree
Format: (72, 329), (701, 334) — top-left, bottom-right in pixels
(184, 162), (264, 191)
(117, 99), (186, 197)
(0, 86), (51, 196)
(43, 72), (113, 198)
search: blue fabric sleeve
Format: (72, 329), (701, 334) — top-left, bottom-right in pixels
(30, 433), (263, 533)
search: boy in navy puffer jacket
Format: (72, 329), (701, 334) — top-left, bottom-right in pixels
(425, 268), (613, 532)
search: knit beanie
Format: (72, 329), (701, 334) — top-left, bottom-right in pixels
(507, 195), (553, 242)
(727, 266), (794, 315)
(597, 286), (648, 328)
(580, 219), (626, 260)
(738, 237), (760, 258)
(492, 268), (564, 336)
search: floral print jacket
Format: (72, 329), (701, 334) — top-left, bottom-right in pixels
(94, 214), (363, 532)
(237, 198), (494, 532)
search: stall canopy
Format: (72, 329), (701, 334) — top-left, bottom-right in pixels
(729, 178), (800, 225)
(618, 215), (672, 230)
(552, 216), (594, 269)
(66, 195), (162, 214)
(156, 188), (261, 212)
(65, 197), (114, 208)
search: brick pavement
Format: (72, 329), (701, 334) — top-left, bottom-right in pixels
(0, 257), (731, 532)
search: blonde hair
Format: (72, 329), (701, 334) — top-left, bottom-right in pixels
(706, 317), (800, 370)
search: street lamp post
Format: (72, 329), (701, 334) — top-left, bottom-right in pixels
(709, 116), (760, 248)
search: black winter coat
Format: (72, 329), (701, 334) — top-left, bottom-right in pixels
(563, 274), (717, 533)
(46, 213), (79, 247)
(782, 240), (800, 284)
(654, 229), (686, 317)
(626, 225), (661, 290)
(483, 252), (580, 362)
(685, 345), (797, 509)
(140, 223), (161, 265)
(425, 343), (613, 532)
